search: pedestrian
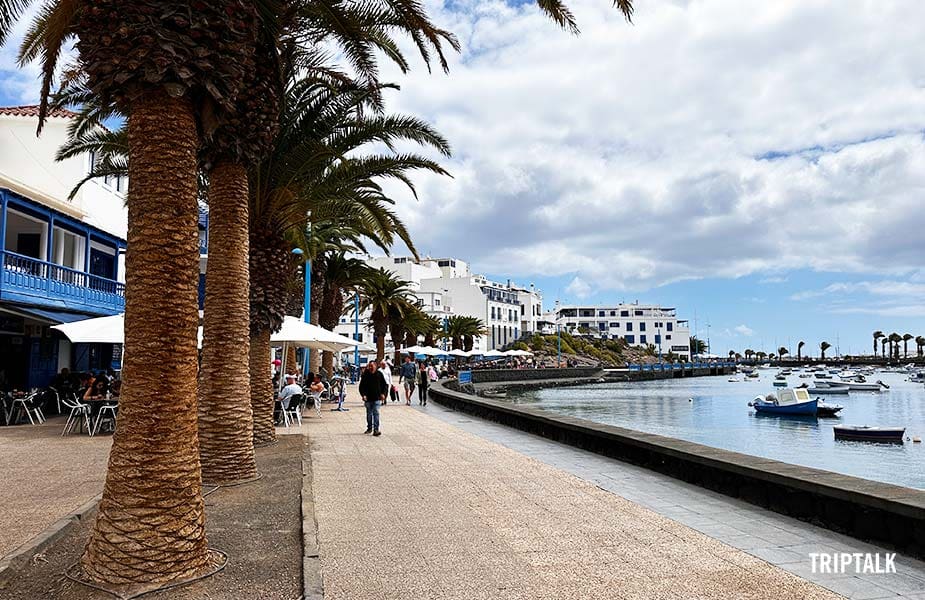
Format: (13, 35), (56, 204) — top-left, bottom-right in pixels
(359, 361), (388, 436)
(416, 361), (430, 406)
(399, 355), (416, 405)
(379, 359), (393, 405)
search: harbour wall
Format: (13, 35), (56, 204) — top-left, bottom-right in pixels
(429, 379), (925, 557)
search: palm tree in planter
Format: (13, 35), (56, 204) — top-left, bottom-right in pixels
(360, 269), (415, 360)
(916, 336), (925, 358)
(902, 333), (913, 359)
(820, 341), (831, 361)
(873, 330), (884, 358)
(8, 0), (264, 588)
(797, 341), (805, 363)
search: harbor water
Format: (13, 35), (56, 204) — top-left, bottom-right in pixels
(509, 370), (925, 489)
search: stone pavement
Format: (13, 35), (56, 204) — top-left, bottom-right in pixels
(297, 398), (846, 600)
(0, 418), (111, 558)
(420, 401), (925, 600)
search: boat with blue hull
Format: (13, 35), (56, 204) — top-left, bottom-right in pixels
(749, 388), (818, 416)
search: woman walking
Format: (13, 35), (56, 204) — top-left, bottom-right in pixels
(417, 362), (430, 406)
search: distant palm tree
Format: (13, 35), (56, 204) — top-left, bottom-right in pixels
(744, 349), (754, 361)
(881, 337), (889, 359)
(873, 331), (884, 358)
(756, 351), (767, 361)
(916, 336), (925, 358)
(728, 350), (736, 362)
(888, 333), (901, 360)
(359, 268), (415, 360)
(820, 341), (831, 361)
(778, 346), (788, 361)
(797, 340), (805, 362)
(902, 333), (913, 358)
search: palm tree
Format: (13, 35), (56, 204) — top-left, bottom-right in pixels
(460, 317), (488, 352)
(881, 337), (889, 360)
(820, 341), (831, 361)
(728, 350), (736, 362)
(316, 253), (369, 376)
(360, 268), (415, 360)
(8, 3), (265, 585)
(888, 333), (901, 360)
(873, 330), (884, 358)
(445, 315), (467, 350)
(916, 336), (925, 358)
(778, 347), (788, 362)
(797, 340), (805, 362)
(743, 349), (753, 361)
(902, 333), (913, 359)
(756, 351), (767, 362)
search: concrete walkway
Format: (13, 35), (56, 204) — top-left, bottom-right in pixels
(299, 398), (846, 600)
(0, 418), (111, 558)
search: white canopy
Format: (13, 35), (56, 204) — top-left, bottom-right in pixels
(483, 349), (507, 358)
(271, 316), (369, 352)
(399, 345), (428, 354)
(52, 313), (126, 344)
(448, 349), (469, 357)
(506, 349), (534, 357)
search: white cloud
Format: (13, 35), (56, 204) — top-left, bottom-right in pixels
(564, 275), (592, 299)
(789, 279), (925, 317)
(377, 0), (925, 292)
(734, 324), (754, 336)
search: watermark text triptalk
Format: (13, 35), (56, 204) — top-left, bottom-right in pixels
(810, 553), (896, 575)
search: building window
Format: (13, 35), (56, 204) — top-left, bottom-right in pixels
(435, 299), (440, 306)
(491, 307), (496, 319)
(610, 311), (616, 316)
(666, 334), (672, 340)
(394, 257), (407, 264)
(639, 322), (646, 332)
(599, 323), (606, 331)
(620, 310), (629, 317)
(609, 322), (619, 328)
(579, 322), (590, 330)
(667, 322), (673, 331)
(598, 310), (606, 317)
(625, 322), (633, 332)
(640, 335), (647, 344)
(635, 310), (643, 316)
(655, 335), (661, 344)
(520, 305), (525, 315)
(625, 335), (635, 344)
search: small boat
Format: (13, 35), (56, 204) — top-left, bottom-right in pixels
(834, 425), (905, 443)
(749, 388), (818, 416)
(798, 373), (813, 378)
(746, 372), (759, 379)
(807, 385), (849, 395)
(814, 372), (832, 379)
(728, 377), (740, 382)
(908, 372), (925, 383)
(773, 378), (787, 387)
(816, 401), (844, 417)
(824, 380), (887, 392)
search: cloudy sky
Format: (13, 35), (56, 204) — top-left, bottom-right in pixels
(3, 0), (925, 356)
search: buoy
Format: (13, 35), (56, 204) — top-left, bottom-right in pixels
(913, 437), (921, 443)
(688, 397), (694, 402)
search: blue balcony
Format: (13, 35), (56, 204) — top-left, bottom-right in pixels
(1, 250), (124, 314)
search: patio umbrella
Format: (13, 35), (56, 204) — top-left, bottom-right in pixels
(52, 313), (205, 347)
(448, 349), (469, 357)
(271, 316), (369, 352)
(399, 345), (427, 354)
(483, 349), (506, 358)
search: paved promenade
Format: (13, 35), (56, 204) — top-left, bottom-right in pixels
(0, 418), (111, 557)
(300, 399), (846, 600)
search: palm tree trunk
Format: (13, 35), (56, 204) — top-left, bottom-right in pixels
(81, 91), (210, 586)
(250, 328), (276, 445)
(197, 161), (257, 485)
(309, 305), (320, 374)
(322, 350), (334, 378)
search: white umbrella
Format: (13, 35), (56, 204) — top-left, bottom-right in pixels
(509, 349), (534, 357)
(52, 313), (125, 344)
(399, 345), (427, 354)
(271, 316), (367, 352)
(448, 349), (469, 357)
(483, 349), (506, 358)
(417, 346), (446, 356)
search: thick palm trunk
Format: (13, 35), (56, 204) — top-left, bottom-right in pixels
(286, 345), (298, 375)
(197, 162), (257, 485)
(251, 328), (276, 445)
(81, 92), (210, 586)
(309, 305), (320, 374)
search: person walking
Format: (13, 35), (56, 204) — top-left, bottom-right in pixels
(416, 361), (430, 406)
(399, 355), (416, 405)
(379, 359), (393, 405)
(359, 361), (388, 436)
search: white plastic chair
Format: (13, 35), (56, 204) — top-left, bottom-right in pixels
(12, 391), (45, 425)
(283, 394), (304, 427)
(93, 403), (118, 435)
(61, 392), (93, 436)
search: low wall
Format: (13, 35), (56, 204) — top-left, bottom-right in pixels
(430, 380), (925, 557)
(470, 368), (601, 384)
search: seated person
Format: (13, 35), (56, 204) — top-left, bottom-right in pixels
(309, 373), (325, 397)
(83, 377), (108, 401)
(277, 374), (303, 410)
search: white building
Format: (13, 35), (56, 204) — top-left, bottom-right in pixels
(547, 302), (692, 360)
(335, 255), (544, 352)
(0, 105), (127, 387)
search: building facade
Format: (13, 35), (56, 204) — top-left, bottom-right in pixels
(547, 302), (692, 360)
(0, 106), (127, 388)
(334, 255), (544, 352)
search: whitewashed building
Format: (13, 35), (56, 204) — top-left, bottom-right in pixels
(335, 255), (544, 352)
(0, 105), (127, 387)
(547, 302), (692, 360)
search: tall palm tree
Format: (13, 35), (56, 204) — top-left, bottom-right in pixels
(460, 316), (487, 352)
(820, 341), (831, 361)
(902, 333), (913, 359)
(9, 1), (265, 586)
(873, 330), (884, 358)
(778, 347), (788, 362)
(881, 337), (889, 360)
(317, 253), (370, 375)
(360, 268), (415, 360)
(444, 315), (467, 350)
(744, 349), (753, 361)
(797, 340), (805, 362)
(888, 333), (901, 360)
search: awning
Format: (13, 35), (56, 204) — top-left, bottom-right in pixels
(0, 305), (100, 325)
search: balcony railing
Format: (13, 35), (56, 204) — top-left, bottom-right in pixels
(1, 250), (124, 314)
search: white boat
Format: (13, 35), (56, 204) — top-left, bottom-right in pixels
(908, 372), (925, 383)
(728, 377), (740, 382)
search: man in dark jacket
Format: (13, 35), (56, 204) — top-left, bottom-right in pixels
(359, 361), (388, 436)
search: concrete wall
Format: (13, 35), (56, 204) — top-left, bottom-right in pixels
(429, 380), (925, 557)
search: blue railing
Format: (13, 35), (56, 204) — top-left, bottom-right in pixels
(1, 250), (124, 314)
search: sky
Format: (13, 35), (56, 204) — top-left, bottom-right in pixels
(2, 0), (925, 356)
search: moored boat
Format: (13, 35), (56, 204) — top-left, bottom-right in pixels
(833, 425), (905, 443)
(816, 401), (844, 417)
(749, 388), (817, 416)
(807, 384), (849, 395)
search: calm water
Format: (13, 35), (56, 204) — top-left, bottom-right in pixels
(510, 370), (925, 489)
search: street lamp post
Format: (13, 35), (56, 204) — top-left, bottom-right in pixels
(353, 292), (360, 383)
(557, 323), (562, 368)
(290, 247), (310, 375)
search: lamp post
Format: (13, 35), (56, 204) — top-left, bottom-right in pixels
(557, 323), (562, 369)
(290, 247), (310, 375)
(353, 292), (360, 383)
